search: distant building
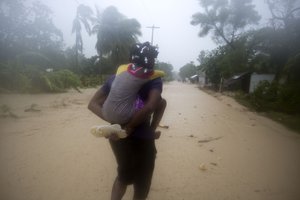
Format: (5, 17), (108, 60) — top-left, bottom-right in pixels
(190, 74), (198, 84)
(190, 70), (206, 86)
(197, 70), (206, 87)
(223, 72), (275, 93)
(223, 72), (252, 93)
(249, 73), (275, 93)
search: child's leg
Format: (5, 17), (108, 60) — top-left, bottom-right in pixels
(150, 98), (167, 131)
(128, 97), (166, 137)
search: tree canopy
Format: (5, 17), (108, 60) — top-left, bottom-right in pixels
(189, 0), (300, 114)
(0, 0), (64, 63)
(0, 2), (147, 92)
(179, 62), (198, 80)
(93, 6), (141, 70)
(156, 61), (174, 81)
(191, 0), (260, 49)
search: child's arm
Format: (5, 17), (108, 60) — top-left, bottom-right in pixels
(150, 98), (167, 131)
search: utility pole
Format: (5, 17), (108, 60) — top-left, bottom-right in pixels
(146, 25), (160, 45)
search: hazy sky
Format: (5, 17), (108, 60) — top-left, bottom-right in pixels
(45, 0), (271, 71)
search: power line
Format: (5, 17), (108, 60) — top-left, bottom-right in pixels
(146, 25), (160, 45)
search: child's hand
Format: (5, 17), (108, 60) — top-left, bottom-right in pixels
(125, 126), (134, 135)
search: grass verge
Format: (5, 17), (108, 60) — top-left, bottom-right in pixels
(200, 87), (300, 134)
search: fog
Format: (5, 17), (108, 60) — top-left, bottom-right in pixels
(44, 0), (271, 71)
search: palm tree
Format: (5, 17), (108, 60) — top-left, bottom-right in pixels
(72, 4), (94, 71)
(93, 6), (141, 69)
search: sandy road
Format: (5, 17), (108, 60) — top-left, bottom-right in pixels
(0, 81), (300, 200)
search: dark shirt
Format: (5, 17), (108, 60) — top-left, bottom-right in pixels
(101, 75), (163, 139)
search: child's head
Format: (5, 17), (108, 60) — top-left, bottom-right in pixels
(129, 42), (159, 70)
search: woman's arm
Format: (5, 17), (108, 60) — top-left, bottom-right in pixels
(125, 89), (163, 134)
(88, 88), (121, 140)
(88, 88), (107, 120)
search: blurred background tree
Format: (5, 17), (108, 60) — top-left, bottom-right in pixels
(191, 0), (260, 49)
(179, 62), (197, 81)
(186, 0), (300, 114)
(72, 4), (94, 72)
(92, 6), (141, 73)
(156, 62), (174, 81)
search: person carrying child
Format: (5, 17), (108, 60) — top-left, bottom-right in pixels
(90, 42), (165, 138)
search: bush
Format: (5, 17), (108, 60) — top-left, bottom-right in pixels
(249, 81), (300, 114)
(0, 62), (82, 93)
(276, 83), (300, 114)
(0, 62), (32, 92)
(42, 70), (82, 92)
(14, 73), (32, 92)
(250, 81), (278, 111)
(80, 75), (106, 87)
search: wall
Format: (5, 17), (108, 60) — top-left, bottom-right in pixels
(249, 73), (275, 93)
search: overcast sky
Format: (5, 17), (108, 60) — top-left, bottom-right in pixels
(45, 0), (271, 71)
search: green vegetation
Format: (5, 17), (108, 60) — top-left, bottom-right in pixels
(179, 62), (198, 81)
(1, 0), (298, 134)
(234, 89), (300, 134)
(156, 62), (174, 81)
(0, 62), (81, 93)
(186, 0), (300, 132)
(188, 0), (300, 86)
(93, 6), (142, 68)
(42, 70), (82, 93)
(265, 112), (300, 134)
(0, 1), (175, 93)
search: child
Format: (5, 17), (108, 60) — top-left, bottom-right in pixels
(91, 42), (165, 138)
